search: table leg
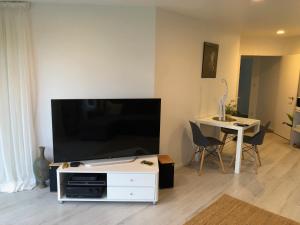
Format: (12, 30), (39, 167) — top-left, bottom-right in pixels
(254, 122), (260, 134)
(234, 129), (243, 174)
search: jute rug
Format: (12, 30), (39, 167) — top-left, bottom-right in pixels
(184, 194), (300, 225)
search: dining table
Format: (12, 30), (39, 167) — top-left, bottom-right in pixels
(195, 115), (261, 174)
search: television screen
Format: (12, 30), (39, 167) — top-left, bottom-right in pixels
(51, 99), (161, 163)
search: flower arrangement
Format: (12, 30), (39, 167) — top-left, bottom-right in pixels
(225, 100), (238, 116)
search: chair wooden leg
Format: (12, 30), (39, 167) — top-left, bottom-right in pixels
(219, 133), (228, 153)
(199, 150), (205, 176)
(217, 148), (225, 173)
(255, 145), (262, 166)
(252, 146), (259, 174)
(242, 151), (245, 160)
(189, 150), (196, 165)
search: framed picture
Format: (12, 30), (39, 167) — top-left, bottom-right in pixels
(201, 42), (219, 78)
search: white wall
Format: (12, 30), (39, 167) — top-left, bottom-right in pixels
(32, 5), (241, 164)
(240, 36), (300, 56)
(31, 4), (156, 159)
(273, 54), (300, 139)
(155, 9), (241, 166)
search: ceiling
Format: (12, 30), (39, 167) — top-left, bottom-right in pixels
(28, 0), (300, 37)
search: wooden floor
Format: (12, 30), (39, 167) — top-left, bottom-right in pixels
(1, 133), (300, 225)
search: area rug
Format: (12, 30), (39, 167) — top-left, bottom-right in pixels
(184, 194), (300, 225)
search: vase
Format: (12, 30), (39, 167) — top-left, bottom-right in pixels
(33, 146), (50, 188)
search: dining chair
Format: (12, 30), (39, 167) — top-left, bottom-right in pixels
(219, 114), (249, 154)
(219, 128), (238, 153)
(219, 128), (247, 160)
(189, 121), (225, 175)
(230, 121), (271, 173)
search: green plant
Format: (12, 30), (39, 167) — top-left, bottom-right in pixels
(225, 100), (238, 116)
(282, 113), (293, 127)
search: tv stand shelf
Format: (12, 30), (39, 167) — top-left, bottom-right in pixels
(57, 156), (159, 204)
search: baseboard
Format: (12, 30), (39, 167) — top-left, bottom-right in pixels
(174, 163), (184, 170)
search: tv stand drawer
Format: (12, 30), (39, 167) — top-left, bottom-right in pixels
(107, 173), (155, 187)
(107, 187), (155, 200)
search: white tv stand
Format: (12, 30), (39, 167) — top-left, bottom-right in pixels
(83, 156), (137, 167)
(57, 155), (159, 204)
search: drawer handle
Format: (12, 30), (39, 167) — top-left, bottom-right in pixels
(130, 192), (133, 196)
(130, 179), (134, 182)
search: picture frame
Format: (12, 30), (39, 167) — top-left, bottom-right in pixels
(201, 42), (219, 78)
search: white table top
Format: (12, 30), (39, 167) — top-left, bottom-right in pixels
(196, 115), (260, 131)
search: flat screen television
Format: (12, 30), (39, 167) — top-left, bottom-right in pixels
(51, 99), (161, 163)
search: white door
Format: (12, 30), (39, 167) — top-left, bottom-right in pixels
(273, 54), (300, 139)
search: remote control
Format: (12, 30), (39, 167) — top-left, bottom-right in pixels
(141, 160), (153, 166)
(234, 123), (249, 127)
(70, 161), (81, 167)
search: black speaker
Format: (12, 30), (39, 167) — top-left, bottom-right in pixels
(49, 163), (60, 192)
(158, 155), (174, 189)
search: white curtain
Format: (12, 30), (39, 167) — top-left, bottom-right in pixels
(0, 2), (36, 192)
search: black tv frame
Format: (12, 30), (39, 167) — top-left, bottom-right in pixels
(51, 98), (161, 163)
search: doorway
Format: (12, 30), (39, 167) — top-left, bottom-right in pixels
(237, 55), (300, 140)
